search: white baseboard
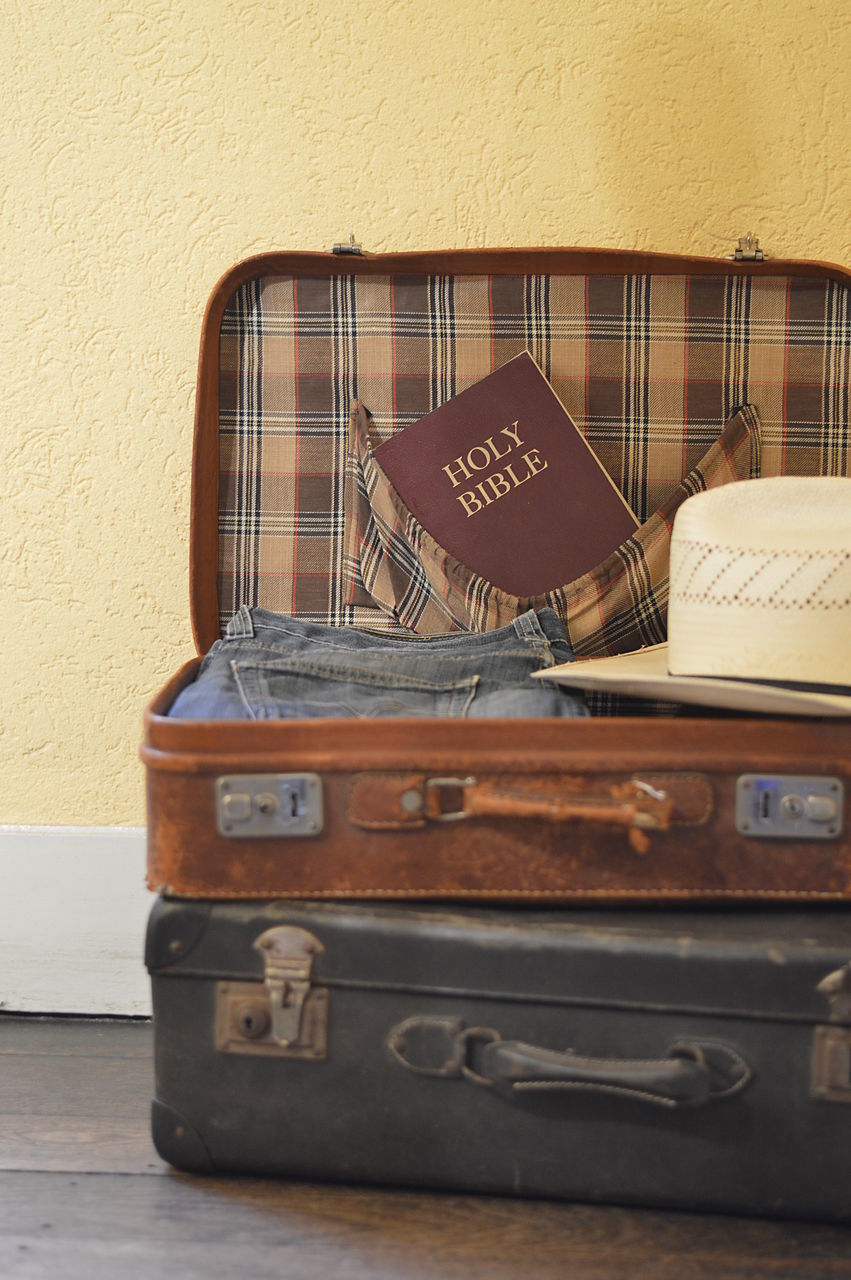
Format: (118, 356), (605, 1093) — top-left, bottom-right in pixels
(0, 826), (151, 1016)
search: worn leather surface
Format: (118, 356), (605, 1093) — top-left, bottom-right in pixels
(148, 898), (851, 1219)
(143, 674), (851, 900)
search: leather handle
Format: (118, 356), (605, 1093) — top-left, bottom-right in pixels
(424, 778), (675, 855)
(387, 1018), (752, 1110)
(475, 1038), (741, 1108)
(348, 772), (714, 853)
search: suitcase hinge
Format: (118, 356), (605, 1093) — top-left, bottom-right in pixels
(215, 927), (328, 1060)
(332, 232), (364, 255)
(729, 232), (765, 261)
(811, 963), (851, 1102)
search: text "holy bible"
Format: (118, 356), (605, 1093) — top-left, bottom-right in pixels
(441, 420), (549, 517)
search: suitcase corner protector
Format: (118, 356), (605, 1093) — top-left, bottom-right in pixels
(151, 1099), (215, 1172)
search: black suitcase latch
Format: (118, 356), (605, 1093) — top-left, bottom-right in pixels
(214, 927), (328, 1060)
(812, 964), (851, 1103)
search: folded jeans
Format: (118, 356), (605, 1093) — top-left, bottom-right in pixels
(168, 606), (589, 720)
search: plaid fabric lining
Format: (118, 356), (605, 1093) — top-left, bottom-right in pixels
(349, 400), (760, 647)
(218, 272), (850, 635)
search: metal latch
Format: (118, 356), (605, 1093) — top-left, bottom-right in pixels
(215, 926), (328, 1059)
(811, 963), (851, 1102)
(817, 963), (851, 1023)
(216, 774), (323, 838)
(735, 775), (843, 840)
(812, 1027), (851, 1102)
(332, 232), (363, 255)
(730, 232), (765, 261)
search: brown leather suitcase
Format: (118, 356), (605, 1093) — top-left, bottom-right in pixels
(142, 244), (851, 902)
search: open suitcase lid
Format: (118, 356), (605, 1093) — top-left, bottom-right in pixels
(187, 245), (851, 655)
(147, 897), (851, 1025)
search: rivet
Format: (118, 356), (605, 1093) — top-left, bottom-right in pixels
(400, 789), (423, 814)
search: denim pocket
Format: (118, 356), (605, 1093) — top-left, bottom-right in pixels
(231, 659), (480, 720)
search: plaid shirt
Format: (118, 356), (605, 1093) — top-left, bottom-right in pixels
(348, 399), (760, 653)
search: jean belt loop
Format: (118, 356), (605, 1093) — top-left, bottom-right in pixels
(511, 610), (535, 641)
(225, 604), (256, 641)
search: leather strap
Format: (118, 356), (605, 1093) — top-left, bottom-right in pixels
(387, 1017), (752, 1110)
(348, 771), (713, 855)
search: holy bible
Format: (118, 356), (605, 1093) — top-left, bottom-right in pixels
(372, 351), (639, 596)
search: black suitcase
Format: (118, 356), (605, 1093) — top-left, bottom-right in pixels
(146, 898), (851, 1222)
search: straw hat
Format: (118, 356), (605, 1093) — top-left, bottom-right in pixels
(535, 477), (851, 716)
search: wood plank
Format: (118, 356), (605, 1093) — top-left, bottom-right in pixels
(0, 1017), (159, 1173)
(1, 1172), (850, 1280)
(0, 1016), (152, 1058)
(0, 1118), (164, 1175)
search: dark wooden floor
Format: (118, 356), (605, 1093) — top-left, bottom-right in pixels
(1, 1017), (850, 1279)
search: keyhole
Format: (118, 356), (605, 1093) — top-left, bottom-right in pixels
(235, 1001), (270, 1040)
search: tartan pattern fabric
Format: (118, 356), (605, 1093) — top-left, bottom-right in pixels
(217, 272), (850, 635)
(349, 400), (760, 649)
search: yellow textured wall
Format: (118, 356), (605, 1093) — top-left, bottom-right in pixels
(2, 0), (849, 825)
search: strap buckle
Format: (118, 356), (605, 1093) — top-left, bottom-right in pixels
(424, 776), (476, 822)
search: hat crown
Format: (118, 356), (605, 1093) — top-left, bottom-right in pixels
(668, 478), (851, 686)
(673, 475), (851, 553)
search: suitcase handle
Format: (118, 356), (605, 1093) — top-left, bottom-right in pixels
(348, 772), (714, 854)
(387, 1018), (752, 1109)
(425, 777), (675, 855)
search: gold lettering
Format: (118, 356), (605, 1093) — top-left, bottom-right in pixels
(443, 456), (473, 488)
(484, 433), (512, 462)
(523, 448), (548, 478)
(475, 481), (494, 506)
(501, 420), (523, 448)
(467, 445), (492, 472)
(488, 472), (512, 499)
(457, 490), (483, 517)
(504, 461), (531, 488)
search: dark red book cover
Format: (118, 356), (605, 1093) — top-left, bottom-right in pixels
(372, 352), (639, 596)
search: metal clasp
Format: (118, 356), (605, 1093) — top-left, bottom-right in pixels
(216, 774), (323, 839)
(811, 963), (851, 1103)
(255, 927), (322, 1045)
(817, 963), (851, 1024)
(730, 232), (765, 261)
(332, 232), (363, 255)
(630, 779), (670, 826)
(215, 926), (328, 1060)
(425, 776), (476, 822)
(812, 1026), (851, 1102)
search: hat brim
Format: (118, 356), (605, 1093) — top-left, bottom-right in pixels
(532, 643), (851, 717)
